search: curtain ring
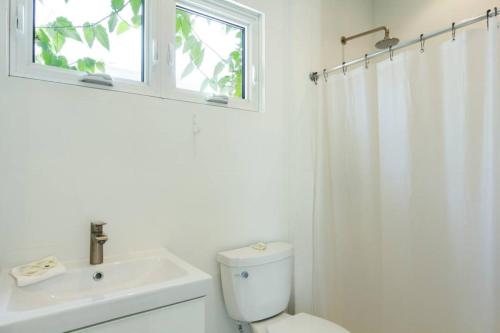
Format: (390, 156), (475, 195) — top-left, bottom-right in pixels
(452, 22), (456, 41)
(364, 54), (369, 69)
(496, 8), (499, 29)
(342, 62), (347, 76)
(487, 9), (492, 30)
(323, 69), (329, 83)
(420, 34), (425, 53)
(389, 46), (394, 61)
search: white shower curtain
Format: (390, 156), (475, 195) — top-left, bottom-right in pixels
(313, 20), (500, 333)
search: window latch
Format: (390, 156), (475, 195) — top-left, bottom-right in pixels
(80, 73), (114, 87)
(251, 65), (258, 86)
(206, 95), (229, 105)
(167, 43), (175, 67)
(152, 39), (159, 65)
(16, 4), (25, 33)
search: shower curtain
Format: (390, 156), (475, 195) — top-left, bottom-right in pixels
(313, 20), (500, 333)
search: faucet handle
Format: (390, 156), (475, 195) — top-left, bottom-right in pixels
(91, 221), (107, 233)
(95, 235), (108, 244)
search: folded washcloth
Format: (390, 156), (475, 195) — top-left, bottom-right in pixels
(10, 256), (66, 287)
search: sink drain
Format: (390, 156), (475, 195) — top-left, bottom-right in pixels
(93, 271), (104, 281)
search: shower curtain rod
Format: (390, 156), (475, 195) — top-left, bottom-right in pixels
(309, 7), (499, 84)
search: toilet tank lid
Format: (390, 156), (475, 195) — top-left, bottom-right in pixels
(217, 242), (293, 267)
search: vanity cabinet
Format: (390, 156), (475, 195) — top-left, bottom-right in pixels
(71, 298), (205, 333)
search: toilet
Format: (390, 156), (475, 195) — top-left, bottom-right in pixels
(217, 242), (350, 333)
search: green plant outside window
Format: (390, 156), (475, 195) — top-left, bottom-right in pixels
(175, 7), (245, 99)
(34, 0), (144, 81)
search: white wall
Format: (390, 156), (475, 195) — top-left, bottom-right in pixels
(0, 1), (292, 333)
(322, 0), (375, 69)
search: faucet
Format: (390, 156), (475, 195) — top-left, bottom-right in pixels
(90, 221), (108, 265)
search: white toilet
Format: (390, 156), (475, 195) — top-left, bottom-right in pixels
(217, 242), (350, 333)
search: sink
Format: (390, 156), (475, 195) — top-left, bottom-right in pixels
(6, 252), (188, 312)
(0, 248), (211, 333)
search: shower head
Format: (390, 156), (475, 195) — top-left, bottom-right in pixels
(375, 36), (400, 49)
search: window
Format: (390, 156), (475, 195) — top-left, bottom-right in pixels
(9, 0), (263, 111)
(33, 0), (145, 81)
(175, 6), (245, 99)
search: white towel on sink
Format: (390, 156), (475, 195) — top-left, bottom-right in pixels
(10, 256), (66, 287)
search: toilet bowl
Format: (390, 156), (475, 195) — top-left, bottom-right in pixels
(217, 242), (350, 333)
(251, 313), (350, 333)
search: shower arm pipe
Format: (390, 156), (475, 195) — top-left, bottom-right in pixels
(341, 26), (389, 45)
(310, 8), (498, 82)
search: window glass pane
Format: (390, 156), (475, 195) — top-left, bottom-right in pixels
(176, 6), (245, 99)
(33, 0), (144, 81)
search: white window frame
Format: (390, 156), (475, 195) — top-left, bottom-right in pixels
(163, 0), (263, 112)
(9, 0), (162, 96)
(8, 0), (263, 112)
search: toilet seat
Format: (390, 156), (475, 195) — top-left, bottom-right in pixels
(251, 313), (291, 333)
(267, 313), (350, 333)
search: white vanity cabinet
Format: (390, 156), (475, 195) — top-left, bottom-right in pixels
(72, 298), (205, 333)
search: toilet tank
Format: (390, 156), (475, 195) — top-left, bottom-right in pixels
(217, 242), (293, 322)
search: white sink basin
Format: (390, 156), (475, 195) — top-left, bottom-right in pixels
(0, 248), (211, 333)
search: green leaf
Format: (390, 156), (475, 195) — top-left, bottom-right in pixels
(111, 0), (124, 11)
(183, 35), (197, 54)
(180, 15), (192, 39)
(44, 53), (69, 69)
(209, 79), (218, 91)
(95, 25), (110, 50)
(96, 61), (106, 72)
(77, 57), (97, 73)
(175, 35), (182, 48)
(36, 29), (50, 43)
(230, 51), (241, 62)
(36, 42), (71, 70)
(176, 14), (183, 33)
(53, 55), (70, 68)
(83, 22), (95, 48)
(108, 13), (118, 32)
(41, 49), (55, 65)
(44, 23), (66, 53)
(181, 63), (195, 78)
(213, 62), (225, 77)
(117, 21), (130, 35)
(54, 17), (81, 41)
(192, 48), (205, 67)
(200, 79), (209, 91)
(234, 71), (243, 97)
(35, 29), (51, 52)
(131, 15), (142, 28)
(130, 0), (142, 15)
(51, 31), (66, 53)
(218, 75), (232, 88)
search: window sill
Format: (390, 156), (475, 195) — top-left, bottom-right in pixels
(8, 73), (262, 113)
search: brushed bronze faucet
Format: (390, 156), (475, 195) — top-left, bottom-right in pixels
(90, 221), (108, 265)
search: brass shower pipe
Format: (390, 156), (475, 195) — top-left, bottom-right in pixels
(340, 26), (390, 45)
